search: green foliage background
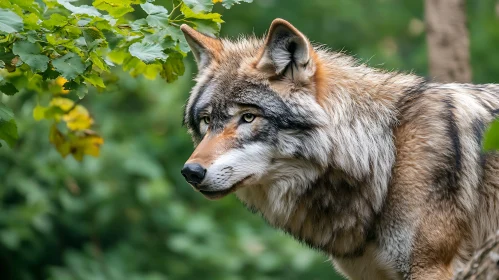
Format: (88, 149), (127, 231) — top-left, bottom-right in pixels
(1, 0), (499, 279)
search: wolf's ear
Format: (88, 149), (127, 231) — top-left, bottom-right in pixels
(180, 24), (222, 69)
(257, 19), (314, 81)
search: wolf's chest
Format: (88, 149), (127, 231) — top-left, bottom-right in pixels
(332, 244), (402, 280)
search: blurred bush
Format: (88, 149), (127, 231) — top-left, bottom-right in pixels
(1, 0), (499, 279)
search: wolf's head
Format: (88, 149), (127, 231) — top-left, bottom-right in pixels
(180, 19), (399, 207)
(180, 19), (331, 200)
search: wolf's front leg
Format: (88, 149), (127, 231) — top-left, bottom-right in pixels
(407, 208), (470, 280)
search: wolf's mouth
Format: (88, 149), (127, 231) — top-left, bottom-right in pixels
(199, 175), (253, 200)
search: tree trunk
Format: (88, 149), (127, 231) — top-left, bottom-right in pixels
(425, 0), (472, 82)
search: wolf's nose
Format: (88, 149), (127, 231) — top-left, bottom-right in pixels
(181, 163), (206, 186)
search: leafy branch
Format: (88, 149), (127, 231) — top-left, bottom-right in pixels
(0, 0), (252, 160)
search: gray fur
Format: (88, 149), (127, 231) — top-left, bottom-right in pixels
(180, 20), (499, 280)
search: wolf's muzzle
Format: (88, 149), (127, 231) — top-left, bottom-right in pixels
(181, 163), (206, 187)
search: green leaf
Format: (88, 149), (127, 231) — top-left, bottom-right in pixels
(146, 14), (170, 29)
(33, 104), (49, 121)
(58, 0), (102, 16)
(82, 27), (105, 49)
(93, 0), (134, 18)
(0, 102), (14, 121)
(140, 3), (168, 15)
(142, 4), (169, 29)
(52, 53), (86, 80)
(0, 120), (18, 147)
(0, 47), (15, 64)
(90, 52), (110, 72)
(83, 73), (105, 88)
(42, 13), (68, 30)
(190, 19), (221, 37)
(129, 42), (167, 63)
(76, 86), (88, 99)
(0, 82), (18, 96)
(183, 0), (214, 13)
(42, 67), (60, 80)
(161, 52), (185, 83)
(11, 0), (42, 17)
(102, 29), (121, 50)
(142, 63), (162, 80)
(221, 0), (253, 9)
(62, 80), (78, 90)
(0, 8), (23, 33)
(12, 41), (49, 72)
(483, 119), (499, 151)
(23, 13), (40, 30)
(0, 103), (17, 148)
(181, 4), (223, 23)
(163, 25), (190, 53)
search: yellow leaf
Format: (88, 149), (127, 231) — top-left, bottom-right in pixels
(50, 97), (74, 111)
(49, 124), (71, 157)
(212, 0), (222, 3)
(50, 98), (94, 131)
(69, 133), (104, 161)
(55, 76), (69, 94)
(63, 106), (94, 131)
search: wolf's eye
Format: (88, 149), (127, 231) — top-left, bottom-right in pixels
(242, 113), (255, 123)
(201, 116), (210, 125)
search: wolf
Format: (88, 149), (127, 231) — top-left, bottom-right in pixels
(179, 19), (499, 279)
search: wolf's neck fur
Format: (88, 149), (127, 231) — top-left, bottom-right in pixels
(238, 167), (379, 257)
(236, 51), (424, 257)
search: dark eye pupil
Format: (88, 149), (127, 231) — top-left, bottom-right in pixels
(203, 117), (210, 124)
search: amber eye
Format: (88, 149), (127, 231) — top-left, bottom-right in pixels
(202, 116), (210, 125)
(242, 113), (255, 123)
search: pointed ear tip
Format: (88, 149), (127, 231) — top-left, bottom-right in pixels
(271, 18), (290, 25)
(180, 24), (193, 34)
(270, 18), (295, 29)
(268, 18), (303, 36)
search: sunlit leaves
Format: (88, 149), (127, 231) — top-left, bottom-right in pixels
(0, 8), (23, 33)
(49, 124), (104, 161)
(483, 118), (499, 151)
(34, 98), (103, 160)
(180, 3), (223, 36)
(92, 0), (135, 18)
(0, 103), (18, 147)
(23, 13), (40, 30)
(42, 13), (68, 29)
(83, 73), (106, 88)
(0, 0), (250, 158)
(12, 41), (49, 72)
(35, 98), (92, 130)
(181, 3), (223, 23)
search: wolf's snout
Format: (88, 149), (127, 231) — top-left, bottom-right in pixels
(181, 163), (206, 186)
